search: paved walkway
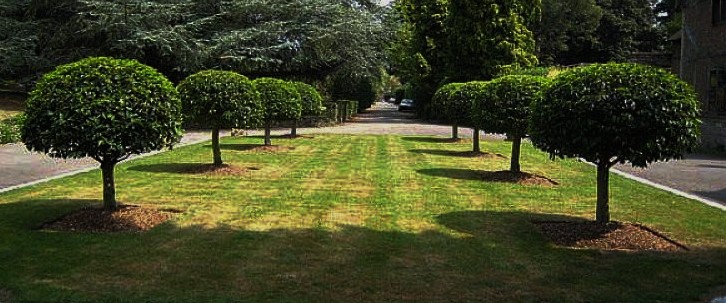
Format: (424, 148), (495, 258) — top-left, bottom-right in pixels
(1, 102), (725, 209)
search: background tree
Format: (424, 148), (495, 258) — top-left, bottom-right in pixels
(253, 77), (302, 146)
(290, 81), (324, 137)
(0, 0), (393, 88)
(471, 75), (547, 172)
(390, 0), (449, 117)
(21, 57), (182, 210)
(178, 70), (263, 166)
(445, 0), (540, 81)
(530, 63), (700, 223)
(593, 0), (664, 62)
(534, 0), (602, 65)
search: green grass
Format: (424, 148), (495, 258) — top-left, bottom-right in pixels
(0, 135), (724, 302)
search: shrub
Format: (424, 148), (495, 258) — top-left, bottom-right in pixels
(456, 81), (493, 152)
(472, 75), (548, 172)
(253, 77), (302, 145)
(530, 63), (701, 223)
(178, 70), (263, 165)
(0, 114), (25, 144)
(22, 57), (182, 210)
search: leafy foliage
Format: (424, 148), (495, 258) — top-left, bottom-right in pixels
(534, 0), (602, 65)
(431, 82), (467, 124)
(0, 0), (393, 86)
(22, 57), (182, 161)
(178, 70), (263, 129)
(445, 0), (540, 81)
(0, 114), (25, 144)
(328, 73), (380, 112)
(292, 82), (324, 117)
(471, 75), (547, 138)
(254, 77), (302, 123)
(530, 63), (700, 168)
(21, 56), (182, 209)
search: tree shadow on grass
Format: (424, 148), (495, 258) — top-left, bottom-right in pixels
(401, 136), (463, 143)
(0, 199), (723, 302)
(409, 149), (506, 158)
(417, 168), (558, 185)
(208, 143), (265, 151)
(128, 163), (261, 175)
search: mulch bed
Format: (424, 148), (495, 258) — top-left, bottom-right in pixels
(180, 164), (259, 176)
(534, 221), (688, 251)
(40, 205), (178, 233)
(479, 171), (558, 186)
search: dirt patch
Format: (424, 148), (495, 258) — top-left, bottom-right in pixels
(40, 205), (178, 232)
(534, 221), (688, 251)
(479, 171), (558, 186)
(180, 164), (259, 176)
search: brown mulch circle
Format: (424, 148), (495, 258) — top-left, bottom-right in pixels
(40, 205), (178, 233)
(479, 171), (558, 186)
(457, 151), (506, 158)
(181, 164), (259, 176)
(534, 221), (688, 251)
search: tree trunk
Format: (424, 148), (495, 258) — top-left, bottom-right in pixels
(264, 121), (272, 146)
(291, 120), (298, 137)
(596, 161), (611, 224)
(510, 136), (521, 173)
(452, 123), (459, 140)
(473, 128), (480, 153)
(212, 127), (222, 166)
(101, 160), (117, 211)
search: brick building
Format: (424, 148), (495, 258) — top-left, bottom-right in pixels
(680, 0), (726, 148)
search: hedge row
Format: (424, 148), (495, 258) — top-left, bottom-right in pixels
(0, 114), (25, 144)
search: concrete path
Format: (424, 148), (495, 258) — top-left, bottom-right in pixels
(1, 101), (725, 211)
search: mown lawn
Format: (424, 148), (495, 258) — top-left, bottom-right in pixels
(0, 135), (724, 302)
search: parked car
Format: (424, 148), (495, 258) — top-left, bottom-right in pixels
(398, 99), (415, 111)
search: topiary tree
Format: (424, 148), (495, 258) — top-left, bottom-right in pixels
(178, 70), (264, 166)
(456, 81), (493, 153)
(530, 63), (701, 224)
(253, 77), (302, 146)
(432, 83), (466, 139)
(290, 81), (324, 137)
(22, 57), (182, 210)
(472, 75), (548, 173)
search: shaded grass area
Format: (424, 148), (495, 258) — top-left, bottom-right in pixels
(0, 135), (724, 302)
(0, 95), (24, 120)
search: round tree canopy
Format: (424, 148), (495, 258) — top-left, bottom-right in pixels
(472, 75), (547, 138)
(291, 81), (324, 116)
(455, 81), (491, 127)
(178, 70), (263, 129)
(530, 63), (701, 168)
(253, 77), (302, 122)
(432, 82), (466, 123)
(22, 56), (182, 161)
